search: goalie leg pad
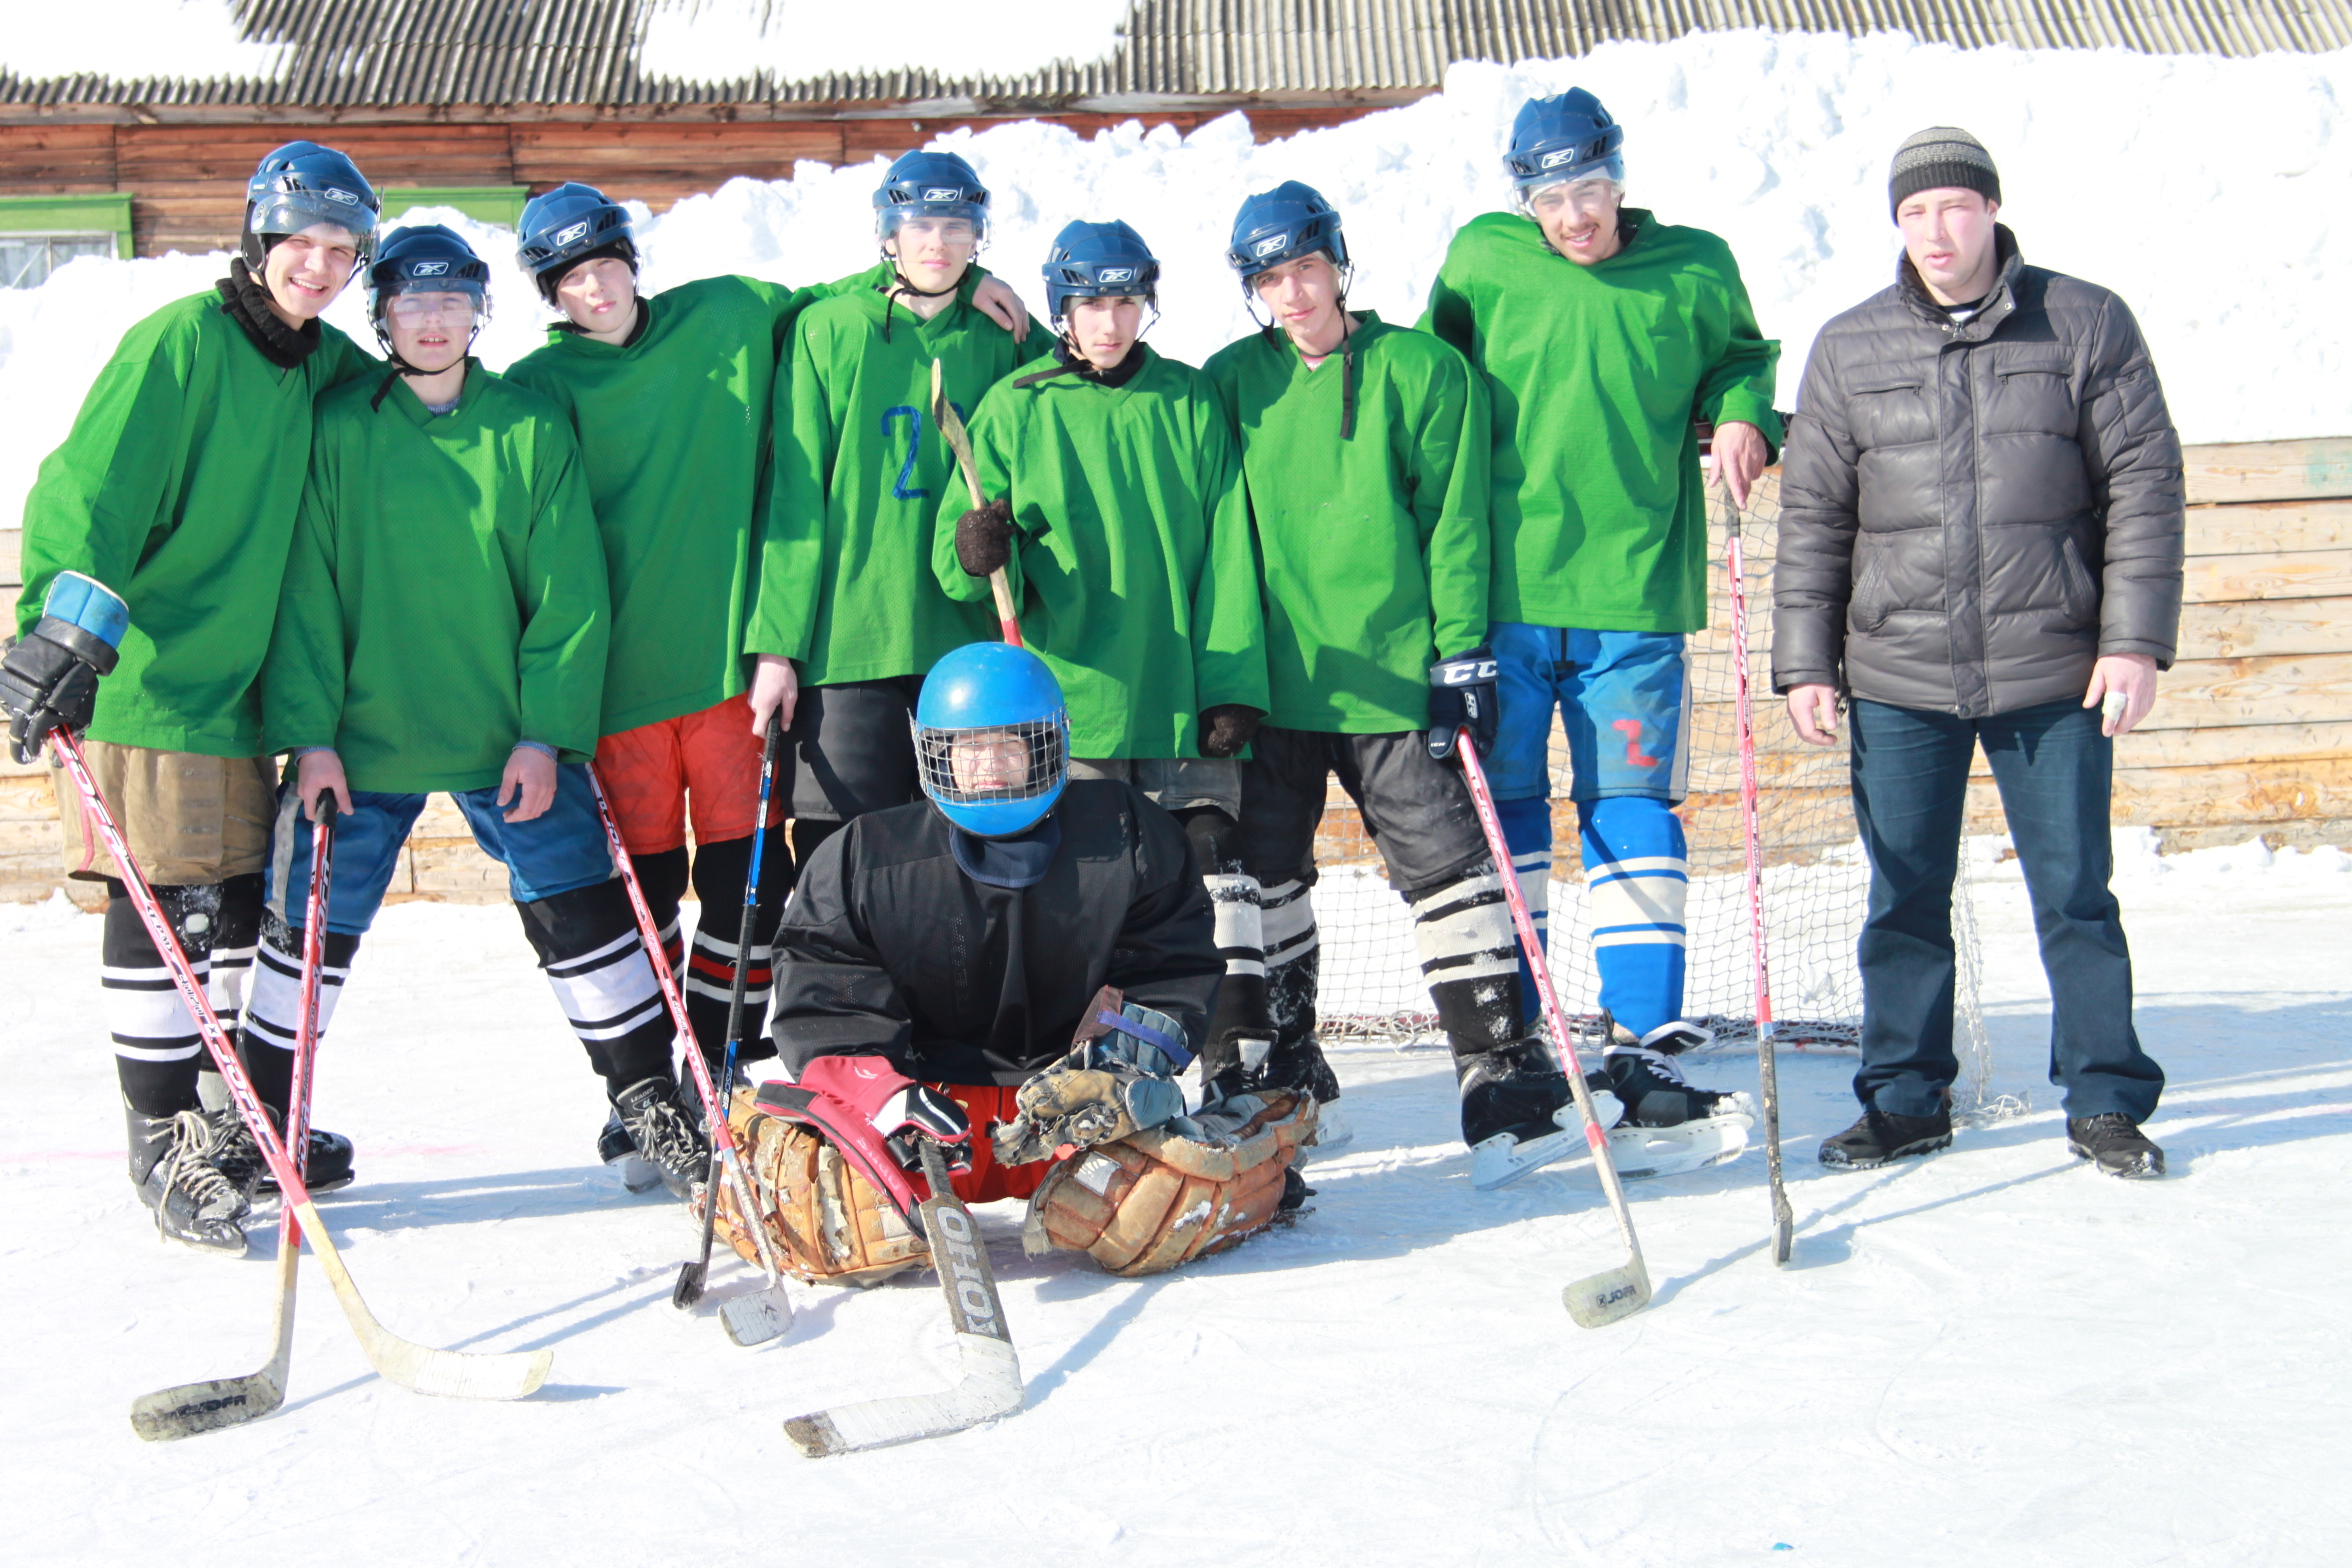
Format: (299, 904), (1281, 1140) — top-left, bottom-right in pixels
(1021, 1092), (1318, 1277)
(715, 1090), (931, 1288)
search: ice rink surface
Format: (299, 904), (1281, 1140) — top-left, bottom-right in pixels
(3, 836), (2346, 1566)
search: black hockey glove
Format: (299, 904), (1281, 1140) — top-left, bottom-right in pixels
(1425, 646), (1498, 762)
(1197, 703), (1262, 759)
(954, 498), (1015, 578)
(0, 572), (128, 765)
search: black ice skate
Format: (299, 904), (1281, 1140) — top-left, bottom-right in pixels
(2067, 1114), (2165, 1179)
(598, 1107), (662, 1193)
(1596, 1030), (1755, 1179)
(127, 1107), (251, 1256)
(1458, 1037), (1624, 1190)
(216, 1109), (356, 1196)
(1819, 1104), (1953, 1170)
(614, 1076), (711, 1201)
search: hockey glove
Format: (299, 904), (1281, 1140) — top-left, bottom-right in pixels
(954, 498), (1016, 578)
(0, 572), (128, 765)
(794, 1056), (974, 1175)
(993, 988), (1195, 1165)
(1425, 646), (1498, 762)
(1197, 703), (1262, 759)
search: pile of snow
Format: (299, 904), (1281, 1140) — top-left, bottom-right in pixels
(638, 0), (1133, 82)
(4, 30), (2351, 529)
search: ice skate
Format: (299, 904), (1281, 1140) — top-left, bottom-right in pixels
(127, 1108), (250, 1257)
(1596, 1025), (1754, 1177)
(216, 1109), (356, 1196)
(1460, 1038), (1624, 1190)
(597, 1107), (663, 1194)
(613, 1076), (710, 1201)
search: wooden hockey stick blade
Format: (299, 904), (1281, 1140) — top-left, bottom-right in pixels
(784, 1141), (1021, 1456)
(129, 1225), (300, 1441)
(297, 1200), (553, 1399)
(1562, 1259), (1653, 1330)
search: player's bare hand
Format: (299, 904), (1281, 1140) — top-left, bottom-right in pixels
(1714, 420), (1769, 509)
(749, 654), (800, 737)
(2084, 652), (2158, 737)
(500, 746), (558, 822)
(1787, 684), (1840, 746)
(972, 275), (1030, 342)
(296, 748), (354, 821)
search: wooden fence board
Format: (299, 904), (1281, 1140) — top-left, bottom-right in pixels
(2183, 548), (2352, 603)
(2132, 652), (2352, 730)
(2176, 595), (2352, 659)
(2183, 439), (2352, 506)
(2185, 499), (2352, 556)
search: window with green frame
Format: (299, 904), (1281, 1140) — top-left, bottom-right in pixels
(0, 194), (134, 289)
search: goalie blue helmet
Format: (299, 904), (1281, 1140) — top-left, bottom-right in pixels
(874, 150), (991, 243)
(1041, 219), (1159, 324)
(913, 642), (1070, 839)
(1225, 181), (1348, 287)
(1504, 89), (1626, 194)
(241, 141), (380, 272)
(516, 182), (637, 303)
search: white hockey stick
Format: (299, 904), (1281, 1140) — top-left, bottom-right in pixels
(56, 734), (554, 1410)
(1455, 732), (1655, 1328)
(583, 764), (793, 1347)
(132, 797), (340, 1439)
(784, 1139), (1022, 1456)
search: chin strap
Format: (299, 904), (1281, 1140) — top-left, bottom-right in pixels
(876, 268), (961, 345)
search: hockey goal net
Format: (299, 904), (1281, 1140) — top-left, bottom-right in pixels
(1310, 477), (1874, 1053)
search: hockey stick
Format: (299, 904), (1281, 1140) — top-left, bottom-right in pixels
(583, 759), (793, 1347)
(784, 1137), (1022, 1456)
(51, 735), (554, 1404)
(1454, 733), (1654, 1328)
(131, 795), (338, 1440)
(930, 357), (1024, 648)
(1722, 500), (1795, 1266)
(673, 714), (786, 1313)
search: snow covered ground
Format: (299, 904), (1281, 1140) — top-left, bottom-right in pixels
(4, 835), (2347, 1565)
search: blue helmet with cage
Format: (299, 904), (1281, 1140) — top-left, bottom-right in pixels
(365, 225), (491, 361)
(515, 182), (637, 303)
(1041, 220), (1159, 324)
(874, 150), (990, 245)
(1504, 89), (1626, 196)
(914, 642), (1070, 838)
(1225, 181), (1348, 288)
(241, 141), (380, 272)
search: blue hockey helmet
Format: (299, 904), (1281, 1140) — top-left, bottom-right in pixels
(366, 225), (491, 320)
(874, 150), (990, 245)
(1042, 219), (1159, 324)
(914, 642), (1070, 838)
(241, 141), (380, 271)
(1225, 181), (1349, 288)
(516, 182), (637, 302)
(1504, 90), (1626, 196)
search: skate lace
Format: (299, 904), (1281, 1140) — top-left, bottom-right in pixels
(153, 1109), (242, 1232)
(629, 1094), (703, 1173)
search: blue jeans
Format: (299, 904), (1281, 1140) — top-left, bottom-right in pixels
(1849, 697), (2164, 1121)
(1486, 623), (1693, 1037)
(264, 764), (618, 935)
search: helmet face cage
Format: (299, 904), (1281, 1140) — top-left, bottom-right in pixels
(916, 713), (1069, 810)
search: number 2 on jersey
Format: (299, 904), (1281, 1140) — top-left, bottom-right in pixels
(883, 401), (970, 503)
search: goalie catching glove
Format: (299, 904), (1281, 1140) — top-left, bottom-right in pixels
(991, 987), (1192, 1166)
(1023, 1089), (1318, 1276)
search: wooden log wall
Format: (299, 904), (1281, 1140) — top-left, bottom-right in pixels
(0, 109), (1364, 257)
(3, 441), (2348, 903)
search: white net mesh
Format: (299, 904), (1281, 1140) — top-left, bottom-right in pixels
(1311, 480), (1984, 1067)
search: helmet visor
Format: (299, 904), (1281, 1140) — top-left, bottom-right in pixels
(880, 205), (987, 246)
(383, 286), (487, 329)
(251, 188), (378, 250)
(917, 717), (1067, 807)
(1514, 155), (1626, 203)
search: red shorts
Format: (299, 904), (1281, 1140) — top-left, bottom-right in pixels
(935, 1084), (1050, 1206)
(594, 692), (782, 856)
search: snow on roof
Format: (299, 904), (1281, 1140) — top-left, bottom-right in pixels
(0, 0), (288, 85)
(636, 0), (1133, 84)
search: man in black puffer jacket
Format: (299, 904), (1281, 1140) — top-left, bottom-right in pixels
(1773, 128), (2180, 1180)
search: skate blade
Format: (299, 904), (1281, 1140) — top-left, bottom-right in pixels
(1295, 1105), (1355, 1165)
(605, 1151), (662, 1194)
(1468, 1096), (1625, 1191)
(1612, 1116), (1750, 1180)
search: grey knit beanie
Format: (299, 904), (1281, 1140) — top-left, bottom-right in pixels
(1888, 127), (2001, 216)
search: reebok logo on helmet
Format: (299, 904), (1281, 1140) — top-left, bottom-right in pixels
(1097, 267), (1135, 284)
(554, 220), (591, 246)
(1253, 234), (1289, 257)
(411, 260), (450, 276)
(922, 187), (964, 202)
(324, 187), (361, 205)
(1540, 148), (1577, 169)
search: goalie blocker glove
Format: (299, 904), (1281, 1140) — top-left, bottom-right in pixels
(993, 988), (1192, 1165)
(2, 571), (128, 763)
(1425, 646), (1497, 762)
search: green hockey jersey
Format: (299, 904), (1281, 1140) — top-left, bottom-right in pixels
(15, 289), (373, 756)
(1422, 210), (1781, 634)
(1204, 312), (1489, 734)
(264, 365), (608, 793)
(932, 346), (1268, 759)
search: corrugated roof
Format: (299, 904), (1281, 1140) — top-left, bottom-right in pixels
(5, 0), (2349, 110)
